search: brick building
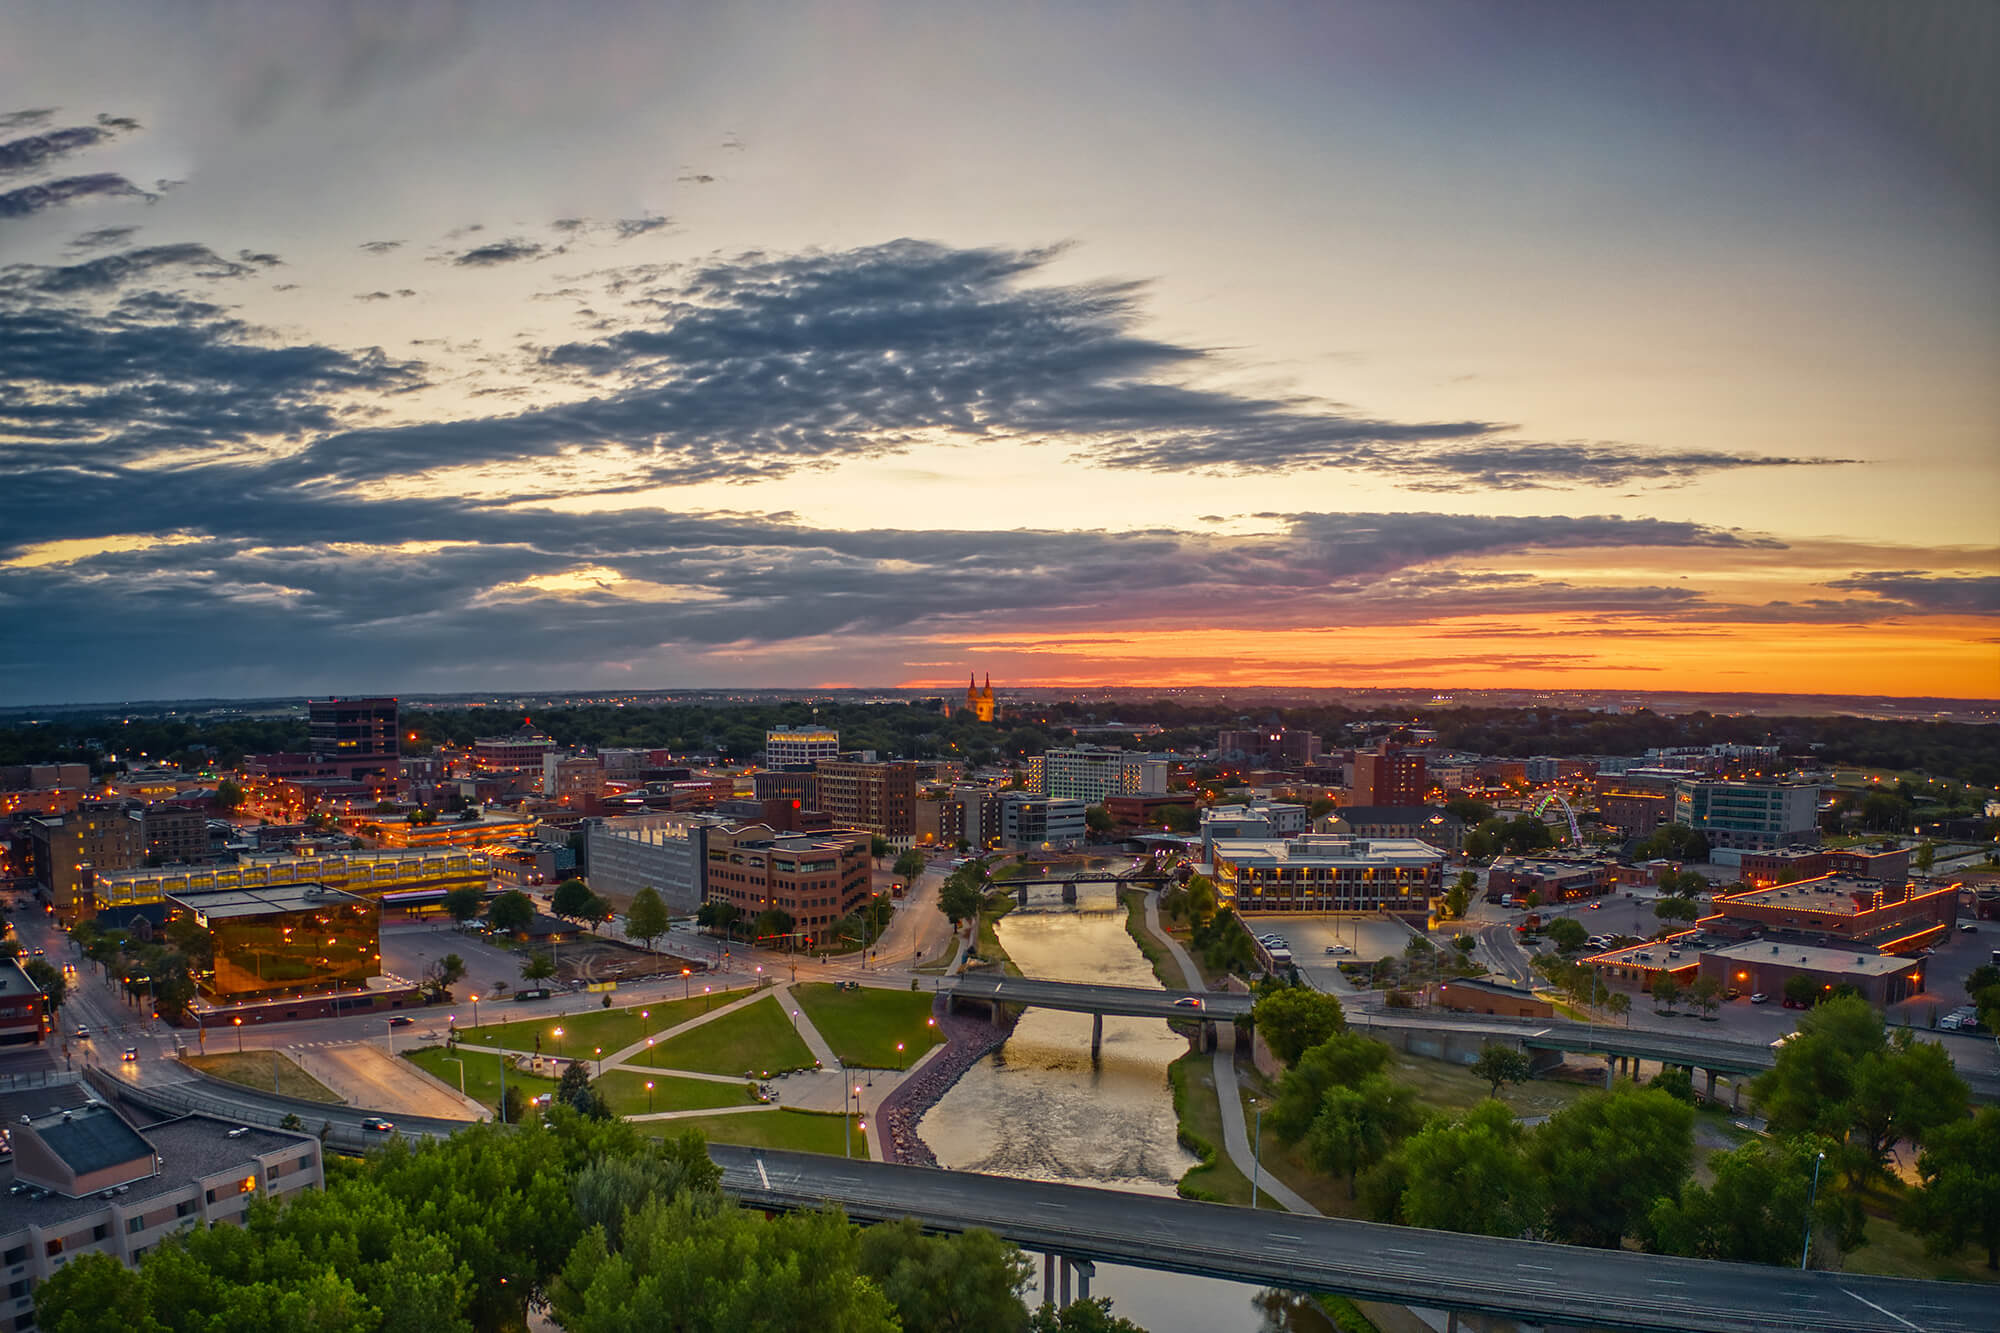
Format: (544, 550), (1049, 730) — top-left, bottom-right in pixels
(701, 825), (872, 943)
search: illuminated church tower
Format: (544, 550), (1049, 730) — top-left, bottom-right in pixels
(965, 673), (996, 723)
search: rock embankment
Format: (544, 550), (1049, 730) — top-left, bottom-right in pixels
(876, 994), (1017, 1167)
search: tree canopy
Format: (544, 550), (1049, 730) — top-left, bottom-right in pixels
(1251, 988), (1347, 1066)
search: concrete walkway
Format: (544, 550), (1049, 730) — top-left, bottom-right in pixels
(293, 1042), (485, 1120)
(1142, 893), (1319, 1217)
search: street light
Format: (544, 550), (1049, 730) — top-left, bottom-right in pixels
(469, 994), (479, 1030)
(645, 1080), (654, 1113)
(234, 1016), (243, 1054)
(642, 1008), (652, 1037)
(682, 967), (691, 999)
(1249, 1098), (1265, 1210)
(594, 1046), (602, 1077)
(1801, 1150), (1826, 1269)
(554, 1025), (565, 1061)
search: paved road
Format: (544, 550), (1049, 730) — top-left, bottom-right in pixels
(712, 1146), (1989, 1333)
(944, 974), (1254, 1021)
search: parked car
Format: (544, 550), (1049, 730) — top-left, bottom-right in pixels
(1324, 944), (1351, 955)
(1749, 992), (1768, 1004)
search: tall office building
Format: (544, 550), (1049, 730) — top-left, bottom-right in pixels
(307, 697), (400, 783)
(1348, 743), (1428, 807)
(27, 803), (144, 921)
(1673, 780), (1820, 856)
(765, 726), (841, 768)
(812, 760), (917, 843)
(1028, 746), (1170, 803)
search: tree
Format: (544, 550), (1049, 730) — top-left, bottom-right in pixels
(442, 885), (485, 929)
(1914, 840), (1937, 875)
(626, 886), (670, 952)
(1968, 965), (2000, 1034)
(1782, 973), (1821, 1009)
(1686, 977), (1723, 1020)
(1453, 933), (1476, 954)
(487, 889), (535, 936)
(1650, 973), (1682, 1013)
(1649, 1066), (1696, 1104)
(1606, 991), (1631, 1024)
(1635, 823), (1710, 862)
(870, 834), (891, 860)
(1653, 895), (1698, 925)
(854, 1217), (1033, 1332)
(1522, 890), (1541, 911)
(697, 900), (743, 937)
(215, 778), (244, 810)
(1028, 1298), (1147, 1333)
(1307, 1074), (1424, 1197)
(1252, 989), (1347, 1066)
(424, 953), (466, 1002)
(521, 952), (556, 984)
(753, 908), (796, 941)
(1269, 1032), (1393, 1143)
(938, 864), (987, 930)
(1531, 1083), (1696, 1248)
(1904, 1106), (2000, 1270)
(1444, 794), (1494, 825)
(1470, 1043), (1532, 1099)
(1545, 917), (1588, 953)
(1393, 1099), (1544, 1237)
(1443, 870), (1475, 920)
(551, 878), (597, 924)
(556, 1060), (611, 1120)
(1646, 1136), (1842, 1265)
(893, 849), (927, 883)
(24, 958), (66, 1015)
(1158, 803), (1199, 834)
(1082, 804), (1114, 835)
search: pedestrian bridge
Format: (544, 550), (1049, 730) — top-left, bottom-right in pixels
(943, 975), (1252, 1021)
(712, 1146), (1985, 1333)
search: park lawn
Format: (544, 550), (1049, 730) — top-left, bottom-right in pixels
(1381, 1053), (1593, 1118)
(186, 1051), (342, 1104)
(974, 897), (1020, 976)
(791, 983), (941, 1070)
(595, 1069), (758, 1117)
(455, 991), (723, 1058)
(642, 1107), (868, 1157)
(1122, 890), (1184, 990)
(1839, 1213), (2000, 1284)
(1169, 1052), (1288, 1210)
(640, 995), (815, 1076)
(404, 1046), (556, 1113)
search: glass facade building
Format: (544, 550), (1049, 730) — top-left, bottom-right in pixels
(166, 885), (380, 1001)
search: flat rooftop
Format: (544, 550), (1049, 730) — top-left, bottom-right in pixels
(0, 956), (43, 1000)
(1210, 836), (1444, 867)
(1706, 939), (1921, 977)
(1724, 875), (1939, 917)
(166, 883), (370, 919)
(1586, 933), (1706, 970)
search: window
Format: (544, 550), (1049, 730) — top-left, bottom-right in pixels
(7, 1278), (29, 1299)
(126, 1216), (144, 1235)
(90, 1224), (108, 1243)
(2, 1247), (23, 1266)
(175, 1199), (197, 1218)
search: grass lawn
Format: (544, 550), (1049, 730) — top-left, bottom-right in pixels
(1122, 890), (1184, 989)
(455, 991), (733, 1058)
(1169, 1052), (1288, 1209)
(1840, 1213), (2000, 1283)
(595, 1068), (758, 1117)
(975, 897), (1020, 976)
(404, 1046), (556, 1113)
(642, 1107), (868, 1156)
(790, 982), (941, 1069)
(186, 1051), (342, 1104)
(1379, 1053), (1594, 1118)
(640, 995), (816, 1076)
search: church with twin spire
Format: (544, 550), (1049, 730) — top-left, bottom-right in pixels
(964, 673), (996, 722)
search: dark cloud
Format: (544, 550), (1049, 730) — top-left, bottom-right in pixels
(66, 225), (140, 252)
(1825, 571), (2000, 615)
(236, 250), (283, 267)
(552, 217), (589, 232)
(3, 244), (253, 294)
(453, 238), (543, 266)
(0, 109), (57, 132)
(677, 172), (715, 185)
(359, 239), (402, 255)
(615, 214), (669, 239)
(0, 172), (154, 219)
(0, 124), (112, 174)
(95, 114), (141, 132)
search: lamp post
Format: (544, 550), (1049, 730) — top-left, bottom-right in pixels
(594, 1046), (602, 1077)
(1801, 1150), (1826, 1269)
(682, 968), (691, 999)
(645, 1080), (654, 1114)
(469, 994), (479, 1030)
(234, 1016), (244, 1053)
(1249, 1098), (1265, 1210)
(642, 1008), (651, 1038)
(554, 1025), (565, 1061)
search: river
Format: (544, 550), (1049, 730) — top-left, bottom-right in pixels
(917, 886), (1336, 1333)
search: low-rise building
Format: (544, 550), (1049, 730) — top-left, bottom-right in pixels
(1484, 856), (1615, 903)
(764, 726), (840, 768)
(1429, 977), (1554, 1019)
(997, 793), (1087, 851)
(1320, 805), (1464, 853)
(1199, 802), (1310, 857)
(1674, 779), (1820, 858)
(1698, 939), (1927, 1007)
(166, 884), (379, 1002)
(0, 1090), (322, 1324)
(585, 813), (724, 914)
(90, 847), (488, 913)
(0, 957), (49, 1048)
(1737, 844), (1910, 888)
(701, 825), (872, 943)
(1708, 875), (1957, 955)
(1209, 835), (1443, 921)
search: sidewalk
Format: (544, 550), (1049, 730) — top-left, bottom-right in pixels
(1141, 892), (1319, 1217)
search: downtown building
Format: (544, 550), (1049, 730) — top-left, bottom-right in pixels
(306, 697), (400, 783)
(764, 726), (840, 768)
(1208, 834), (1444, 922)
(1026, 746), (1170, 804)
(1346, 743), (1429, 807)
(701, 824), (873, 943)
(1673, 780), (1820, 859)
(996, 792), (1087, 852)
(812, 760), (918, 846)
(584, 812), (727, 914)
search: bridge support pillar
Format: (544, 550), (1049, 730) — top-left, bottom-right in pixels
(1017, 884), (1028, 907)
(1603, 1054), (1615, 1089)
(1043, 1252), (1055, 1306)
(1703, 1068), (1717, 1103)
(1062, 882), (1077, 904)
(1731, 1080), (1741, 1112)
(1074, 1258), (1094, 1301)
(1203, 1020), (1217, 1053)
(1059, 1257), (1071, 1307)
(1091, 1013), (1103, 1060)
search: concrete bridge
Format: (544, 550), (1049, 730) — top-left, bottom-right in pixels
(713, 1146), (1988, 1333)
(1000, 873), (1167, 905)
(942, 975), (1250, 1055)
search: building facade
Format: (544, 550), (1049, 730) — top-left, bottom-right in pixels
(167, 884), (380, 1002)
(0, 959), (48, 1048)
(811, 760), (917, 843)
(964, 674), (996, 723)
(307, 696), (400, 783)
(1027, 746), (1168, 803)
(136, 804), (209, 866)
(1321, 805), (1465, 853)
(27, 804), (144, 921)
(473, 727), (560, 772)
(997, 793), (1087, 851)
(1348, 745), (1429, 807)
(1674, 780), (1819, 855)
(90, 847), (488, 913)
(764, 726), (840, 768)
(1209, 835), (1444, 921)
(701, 825), (872, 941)
(584, 812), (722, 914)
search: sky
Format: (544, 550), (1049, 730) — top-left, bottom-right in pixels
(1, 0), (1995, 705)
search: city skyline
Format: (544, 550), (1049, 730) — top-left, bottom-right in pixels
(2, 1), (1995, 703)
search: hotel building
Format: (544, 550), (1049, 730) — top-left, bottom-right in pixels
(1209, 835), (1444, 922)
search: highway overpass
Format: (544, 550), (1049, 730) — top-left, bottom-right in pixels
(714, 1146), (1987, 1333)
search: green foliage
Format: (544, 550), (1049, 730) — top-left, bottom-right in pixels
(1305, 1074), (1425, 1197)
(558, 1060), (612, 1120)
(870, 834), (891, 859)
(1545, 917), (1587, 953)
(1444, 794), (1494, 825)
(1158, 803), (1199, 834)
(442, 885), (485, 927)
(1652, 894), (1699, 924)
(1027, 1297), (1148, 1333)
(1903, 1106), (2000, 1271)
(551, 878), (597, 923)
(1649, 1066), (1696, 1104)
(1470, 1043), (1532, 1099)
(424, 952), (466, 1002)
(521, 952), (556, 983)
(1782, 972), (1821, 1009)
(625, 886), (670, 950)
(24, 957), (66, 1013)
(855, 1218), (1034, 1332)
(1645, 1136), (1840, 1266)
(938, 861), (988, 928)
(1634, 823), (1710, 862)
(1530, 1083), (1695, 1248)
(1251, 988), (1347, 1066)
(214, 777), (244, 809)
(487, 889), (535, 935)
(1391, 1099), (1543, 1237)
(1269, 1032), (1393, 1143)
(1083, 803), (1114, 834)
(1650, 973), (1682, 1012)
(892, 849), (927, 882)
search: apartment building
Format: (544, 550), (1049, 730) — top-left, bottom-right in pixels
(764, 727), (840, 768)
(1027, 747), (1169, 803)
(701, 824), (872, 940)
(811, 760), (917, 844)
(26, 804), (144, 921)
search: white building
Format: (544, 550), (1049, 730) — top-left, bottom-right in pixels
(1209, 834), (1444, 920)
(584, 812), (726, 913)
(998, 793), (1087, 851)
(1028, 746), (1170, 803)
(765, 726), (840, 768)
(1674, 780), (1821, 860)
(1198, 801), (1311, 858)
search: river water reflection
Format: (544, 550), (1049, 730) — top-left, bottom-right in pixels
(918, 888), (1334, 1333)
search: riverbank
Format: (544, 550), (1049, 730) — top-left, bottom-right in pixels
(873, 991), (1019, 1166)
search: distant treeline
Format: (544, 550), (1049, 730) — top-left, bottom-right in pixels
(1, 701), (1994, 788)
